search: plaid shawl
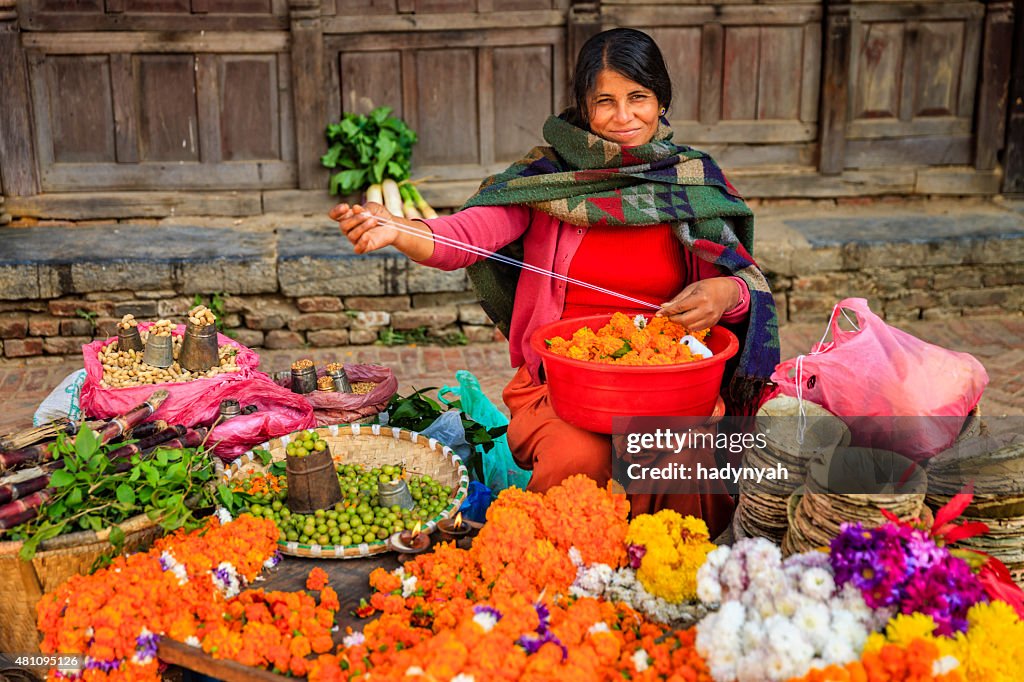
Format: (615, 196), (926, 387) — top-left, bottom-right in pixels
(463, 115), (780, 410)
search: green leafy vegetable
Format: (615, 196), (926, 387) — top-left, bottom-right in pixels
(322, 106), (418, 195)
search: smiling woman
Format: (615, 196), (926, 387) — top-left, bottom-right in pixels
(330, 28), (781, 534)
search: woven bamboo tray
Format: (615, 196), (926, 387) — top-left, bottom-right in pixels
(0, 513), (165, 653)
(222, 423), (469, 559)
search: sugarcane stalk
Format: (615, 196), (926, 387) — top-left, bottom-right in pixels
(0, 390), (169, 473)
(141, 427), (207, 454)
(108, 425), (186, 460)
(0, 472), (53, 506)
(127, 420), (170, 441)
(0, 490), (52, 530)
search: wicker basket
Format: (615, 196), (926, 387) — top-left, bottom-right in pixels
(221, 423), (469, 559)
(0, 514), (165, 653)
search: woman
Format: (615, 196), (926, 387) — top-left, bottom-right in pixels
(331, 28), (780, 536)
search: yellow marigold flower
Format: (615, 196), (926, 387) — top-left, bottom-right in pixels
(625, 511), (714, 604)
(950, 601), (1024, 682)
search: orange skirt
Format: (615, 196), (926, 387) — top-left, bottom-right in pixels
(502, 365), (736, 539)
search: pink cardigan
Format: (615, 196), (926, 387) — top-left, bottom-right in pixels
(419, 205), (749, 383)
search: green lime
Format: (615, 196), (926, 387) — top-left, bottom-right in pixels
(314, 440), (327, 451)
(340, 534), (353, 546)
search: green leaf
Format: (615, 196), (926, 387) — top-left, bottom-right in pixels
(254, 449), (273, 466)
(321, 145), (342, 168)
(217, 484), (234, 508)
(68, 487), (83, 507)
(330, 169), (367, 196)
(611, 340), (632, 359)
(18, 522), (65, 561)
(386, 161), (406, 180)
(370, 106), (393, 124)
(50, 469), (75, 487)
(75, 428), (99, 460)
(157, 450), (169, 467)
(108, 525), (125, 549)
(166, 462), (187, 484)
(116, 483), (136, 506)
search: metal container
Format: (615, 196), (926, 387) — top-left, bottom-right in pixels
(286, 446), (343, 514)
(378, 477), (415, 511)
(328, 367), (353, 393)
(117, 326), (143, 353)
(219, 399), (241, 420)
(179, 322), (219, 373)
(290, 364), (318, 395)
(143, 334), (174, 368)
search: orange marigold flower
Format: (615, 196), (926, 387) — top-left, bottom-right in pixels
(305, 567), (329, 591)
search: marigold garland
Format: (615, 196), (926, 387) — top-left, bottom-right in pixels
(36, 515), (339, 681)
(308, 476), (710, 682)
(786, 639), (964, 682)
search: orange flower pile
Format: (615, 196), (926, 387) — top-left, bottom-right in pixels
(232, 473), (284, 497)
(546, 313), (710, 366)
(307, 476), (708, 681)
(788, 639), (963, 682)
(36, 515), (339, 681)
(306, 567), (330, 591)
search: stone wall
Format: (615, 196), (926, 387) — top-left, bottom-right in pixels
(1, 202), (1023, 360)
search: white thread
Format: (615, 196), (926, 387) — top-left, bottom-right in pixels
(362, 213), (662, 311)
(351, 423), (361, 435)
(795, 304), (849, 444)
(371, 423), (381, 435)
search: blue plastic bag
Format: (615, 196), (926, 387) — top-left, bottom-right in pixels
(441, 370), (531, 492)
(459, 481), (494, 524)
(420, 409), (474, 464)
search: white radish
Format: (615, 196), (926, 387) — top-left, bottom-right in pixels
(365, 183), (384, 205)
(381, 179), (405, 218)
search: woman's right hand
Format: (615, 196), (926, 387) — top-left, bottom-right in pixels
(330, 202), (398, 254)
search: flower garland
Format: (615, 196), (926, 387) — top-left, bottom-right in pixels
(694, 539), (887, 682)
(625, 510), (716, 603)
(307, 476), (712, 681)
(36, 514), (338, 681)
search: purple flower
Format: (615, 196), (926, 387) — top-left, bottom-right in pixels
(534, 602), (552, 634)
(517, 631), (568, 660)
(627, 543), (647, 569)
(473, 604), (503, 620)
(84, 658), (120, 673)
(214, 565), (233, 585)
(158, 552), (173, 571)
(830, 523), (911, 608)
(135, 629), (160, 659)
(902, 553), (987, 636)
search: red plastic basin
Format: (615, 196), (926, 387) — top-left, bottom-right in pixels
(530, 315), (739, 434)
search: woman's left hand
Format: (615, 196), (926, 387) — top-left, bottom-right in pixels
(656, 278), (739, 330)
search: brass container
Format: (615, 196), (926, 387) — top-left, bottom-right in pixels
(117, 326), (143, 353)
(290, 365), (318, 395)
(378, 478), (415, 511)
(329, 367), (353, 393)
(286, 445), (343, 514)
(179, 322), (219, 373)
(219, 399), (241, 420)
(143, 334), (174, 368)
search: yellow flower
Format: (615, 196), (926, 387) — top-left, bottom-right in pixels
(950, 601), (1024, 682)
(625, 511), (714, 604)
(866, 613), (952, 656)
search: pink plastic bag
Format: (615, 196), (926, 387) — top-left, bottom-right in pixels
(80, 322), (315, 459)
(770, 298), (988, 461)
(272, 364), (397, 426)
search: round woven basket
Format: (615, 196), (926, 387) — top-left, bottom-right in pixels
(221, 423), (469, 559)
(0, 514), (164, 653)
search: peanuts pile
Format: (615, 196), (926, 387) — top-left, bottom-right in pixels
(325, 362), (345, 373)
(292, 359), (314, 371)
(97, 330), (241, 388)
(317, 375), (336, 391)
(188, 305), (217, 328)
(117, 314), (138, 331)
(148, 319), (175, 338)
(351, 382), (377, 395)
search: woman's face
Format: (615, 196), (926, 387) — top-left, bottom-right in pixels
(586, 68), (661, 146)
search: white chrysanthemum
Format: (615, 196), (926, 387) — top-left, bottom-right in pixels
(762, 652), (797, 681)
(696, 567), (722, 605)
(588, 622), (610, 635)
(633, 314), (647, 330)
(631, 648), (650, 672)
(185, 636), (200, 648)
(766, 616), (814, 668)
(401, 575), (418, 598)
(215, 507), (233, 524)
(821, 637), (857, 665)
(793, 602), (831, 650)
(405, 666), (425, 676)
(799, 567), (836, 601)
(740, 619), (765, 651)
(568, 546), (584, 566)
(704, 545), (731, 570)
(472, 611), (499, 633)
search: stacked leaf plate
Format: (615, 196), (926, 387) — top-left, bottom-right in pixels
(735, 395), (850, 544)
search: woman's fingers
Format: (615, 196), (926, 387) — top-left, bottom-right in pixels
(656, 280), (733, 330)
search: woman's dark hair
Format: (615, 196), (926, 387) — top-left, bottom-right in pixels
(566, 28), (672, 130)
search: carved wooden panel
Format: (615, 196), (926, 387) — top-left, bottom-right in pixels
(47, 56), (116, 163)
